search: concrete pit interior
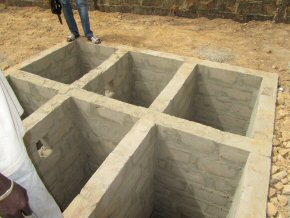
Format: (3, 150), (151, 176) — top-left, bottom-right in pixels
(6, 39), (277, 218)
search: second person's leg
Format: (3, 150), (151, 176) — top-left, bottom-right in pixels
(62, 0), (80, 40)
(76, 0), (93, 39)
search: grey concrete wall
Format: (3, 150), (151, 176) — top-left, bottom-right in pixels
(87, 121), (156, 218)
(72, 97), (138, 168)
(153, 125), (249, 218)
(24, 97), (137, 210)
(163, 65), (197, 120)
(164, 64), (262, 136)
(84, 51), (183, 107)
(192, 65), (262, 136)
(21, 42), (116, 84)
(7, 75), (57, 119)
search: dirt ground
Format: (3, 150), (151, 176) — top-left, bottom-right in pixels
(0, 5), (290, 217)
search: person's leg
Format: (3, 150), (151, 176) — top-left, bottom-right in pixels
(76, 0), (93, 38)
(9, 154), (63, 218)
(61, 0), (80, 37)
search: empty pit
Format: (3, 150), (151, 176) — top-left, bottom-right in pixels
(21, 41), (116, 84)
(164, 65), (262, 136)
(78, 124), (250, 218)
(25, 97), (137, 210)
(83, 51), (183, 108)
(7, 76), (57, 119)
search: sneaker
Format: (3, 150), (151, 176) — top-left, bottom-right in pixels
(67, 34), (79, 42)
(88, 35), (101, 44)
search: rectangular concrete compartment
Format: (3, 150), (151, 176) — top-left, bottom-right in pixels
(83, 51), (183, 108)
(21, 41), (116, 84)
(7, 76), (57, 119)
(75, 123), (251, 218)
(24, 97), (138, 210)
(164, 64), (262, 136)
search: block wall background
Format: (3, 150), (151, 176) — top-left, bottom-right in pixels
(4, 0), (289, 22)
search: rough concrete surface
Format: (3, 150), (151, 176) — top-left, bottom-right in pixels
(7, 38), (277, 218)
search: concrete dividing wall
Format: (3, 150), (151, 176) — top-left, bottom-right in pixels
(84, 51), (183, 107)
(7, 39), (278, 218)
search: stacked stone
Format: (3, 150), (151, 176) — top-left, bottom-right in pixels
(267, 90), (290, 218)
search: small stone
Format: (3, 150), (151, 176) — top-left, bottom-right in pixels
(273, 147), (279, 155)
(267, 202), (277, 216)
(277, 154), (285, 161)
(276, 212), (284, 218)
(285, 143), (290, 149)
(272, 165), (279, 174)
(38, 145), (53, 158)
(272, 65), (278, 69)
(278, 86), (284, 92)
(279, 68), (286, 72)
(281, 178), (288, 184)
(273, 139), (281, 146)
(274, 182), (284, 190)
(269, 188), (276, 198)
(278, 148), (289, 157)
(266, 49), (272, 54)
(282, 185), (290, 195)
(277, 194), (288, 206)
(271, 171), (287, 184)
(270, 197), (278, 204)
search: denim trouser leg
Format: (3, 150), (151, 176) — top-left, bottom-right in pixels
(61, 0), (79, 36)
(76, 0), (93, 38)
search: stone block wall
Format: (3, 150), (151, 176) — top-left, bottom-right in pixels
(5, 0), (289, 22)
(6, 39), (277, 217)
(5, 0), (96, 10)
(96, 0), (290, 22)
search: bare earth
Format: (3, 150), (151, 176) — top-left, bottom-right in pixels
(0, 6), (290, 218)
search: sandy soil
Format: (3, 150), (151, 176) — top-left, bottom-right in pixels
(0, 5), (290, 217)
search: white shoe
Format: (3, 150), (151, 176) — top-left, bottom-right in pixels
(67, 34), (79, 42)
(88, 35), (101, 44)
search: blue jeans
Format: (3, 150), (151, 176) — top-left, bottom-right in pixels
(61, 0), (93, 38)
